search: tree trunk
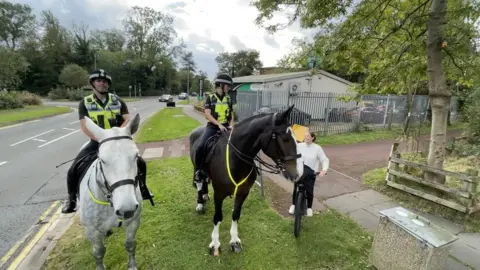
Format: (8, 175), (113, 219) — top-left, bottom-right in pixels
(425, 0), (451, 184)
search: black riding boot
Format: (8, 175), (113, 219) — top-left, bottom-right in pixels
(61, 193), (77, 213)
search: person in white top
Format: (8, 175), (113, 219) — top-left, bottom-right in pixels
(289, 131), (329, 217)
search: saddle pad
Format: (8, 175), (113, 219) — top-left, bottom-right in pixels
(75, 151), (98, 193)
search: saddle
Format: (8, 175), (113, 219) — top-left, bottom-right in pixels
(204, 130), (227, 165)
(74, 150), (99, 192)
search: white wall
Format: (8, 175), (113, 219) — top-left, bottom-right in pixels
(248, 75), (351, 120)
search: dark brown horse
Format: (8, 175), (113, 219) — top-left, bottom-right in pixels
(189, 104), (303, 256)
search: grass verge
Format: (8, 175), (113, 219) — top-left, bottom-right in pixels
(317, 122), (467, 146)
(135, 107), (201, 143)
(43, 157), (373, 270)
(177, 99), (190, 105)
(363, 155), (480, 232)
(122, 97), (141, 102)
(0, 106), (72, 127)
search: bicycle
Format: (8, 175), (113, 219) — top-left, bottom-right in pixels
(293, 171), (326, 238)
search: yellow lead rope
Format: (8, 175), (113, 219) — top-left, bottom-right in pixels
(226, 130), (253, 197)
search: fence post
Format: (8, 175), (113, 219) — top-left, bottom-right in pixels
(383, 94), (390, 127)
(323, 92), (333, 136)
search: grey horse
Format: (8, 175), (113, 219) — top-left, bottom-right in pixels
(78, 114), (142, 270)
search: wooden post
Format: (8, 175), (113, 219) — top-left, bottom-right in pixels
(386, 143), (400, 183)
(464, 169), (478, 216)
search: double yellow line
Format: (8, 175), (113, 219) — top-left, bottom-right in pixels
(0, 200), (62, 270)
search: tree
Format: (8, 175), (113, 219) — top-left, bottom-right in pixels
(253, 0), (480, 184)
(59, 63), (89, 89)
(90, 28), (126, 52)
(0, 1), (36, 50)
(0, 47), (29, 89)
(71, 22), (92, 68)
(122, 6), (178, 60)
(180, 51), (196, 93)
(215, 49), (263, 77)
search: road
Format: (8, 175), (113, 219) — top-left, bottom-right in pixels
(0, 97), (166, 258)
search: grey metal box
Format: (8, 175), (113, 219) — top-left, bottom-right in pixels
(369, 207), (459, 270)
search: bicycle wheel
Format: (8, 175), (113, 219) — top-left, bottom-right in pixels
(294, 191), (305, 238)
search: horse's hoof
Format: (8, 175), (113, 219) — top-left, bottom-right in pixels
(196, 204), (205, 214)
(209, 246), (221, 256)
(105, 230), (113, 237)
(230, 242), (243, 253)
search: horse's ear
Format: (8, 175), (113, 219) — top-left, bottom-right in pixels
(84, 116), (105, 141)
(279, 104), (295, 122)
(125, 113), (140, 135)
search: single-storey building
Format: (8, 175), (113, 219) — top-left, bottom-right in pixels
(230, 70), (354, 120)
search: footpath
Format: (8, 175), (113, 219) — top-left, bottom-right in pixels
(176, 106), (479, 270)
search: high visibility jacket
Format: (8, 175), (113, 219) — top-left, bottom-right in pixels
(84, 93), (122, 129)
(209, 93), (232, 124)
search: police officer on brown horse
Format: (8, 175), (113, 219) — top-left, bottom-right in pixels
(61, 69), (154, 213)
(194, 73), (235, 182)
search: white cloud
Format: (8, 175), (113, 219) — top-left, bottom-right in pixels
(115, 0), (315, 78)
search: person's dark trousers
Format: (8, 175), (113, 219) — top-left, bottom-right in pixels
(291, 165), (317, 208)
(194, 124), (220, 180)
(62, 140), (99, 213)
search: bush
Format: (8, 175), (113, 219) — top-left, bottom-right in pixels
(68, 88), (85, 101)
(0, 91), (23, 110)
(465, 87), (480, 143)
(13, 91), (43, 106)
(0, 91), (43, 110)
(48, 87), (69, 100)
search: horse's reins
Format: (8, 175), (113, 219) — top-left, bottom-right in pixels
(220, 113), (301, 178)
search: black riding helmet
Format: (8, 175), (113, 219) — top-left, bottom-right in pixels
(214, 73), (233, 88)
(89, 69), (112, 93)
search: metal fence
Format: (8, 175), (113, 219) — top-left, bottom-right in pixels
(236, 91), (460, 136)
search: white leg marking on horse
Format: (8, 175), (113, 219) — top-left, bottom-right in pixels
(196, 181), (202, 191)
(196, 203), (204, 211)
(209, 222), (221, 249)
(229, 220), (241, 244)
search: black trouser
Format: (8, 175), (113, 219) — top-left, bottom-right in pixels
(66, 140), (99, 196)
(292, 165), (316, 208)
(194, 124), (222, 170)
(66, 140), (148, 197)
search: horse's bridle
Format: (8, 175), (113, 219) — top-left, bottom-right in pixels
(226, 113), (301, 179)
(93, 135), (139, 206)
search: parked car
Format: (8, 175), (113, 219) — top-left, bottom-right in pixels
(178, 92), (188, 100)
(352, 107), (385, 124)
(255, 105), (312, 126)
(159, 94), (172, 102)
(328, 107), (353, 122)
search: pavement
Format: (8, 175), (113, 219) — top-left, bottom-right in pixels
(0, 96), (166, 269)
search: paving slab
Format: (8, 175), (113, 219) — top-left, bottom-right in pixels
(444, 257), (472, 270)
(363, 200), (399, 217)
(351, 189), (392, 205)
(348, 208), (379, 232)
(142, 147), (165, 159)
(449, 234), (480, 269)
(324, 193), (371, 214)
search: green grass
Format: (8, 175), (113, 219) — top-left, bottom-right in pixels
(363, 162), (480, 232)
(43, 157), (373, 270)
(121, 97), (141, 102)
(0, 106), (72, 127)
(135, 107), (201, 143)
(317, 122), (467, 146)
(177, 99), (190, 105)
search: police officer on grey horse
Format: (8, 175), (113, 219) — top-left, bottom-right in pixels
(61, 69), (154, 213)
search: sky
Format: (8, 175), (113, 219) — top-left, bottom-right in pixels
(12, 0), (317, 80)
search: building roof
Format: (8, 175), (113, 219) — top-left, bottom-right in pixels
(232, 70), (352, 86)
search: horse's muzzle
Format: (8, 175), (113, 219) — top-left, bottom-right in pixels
(115, 203), (139, 219)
